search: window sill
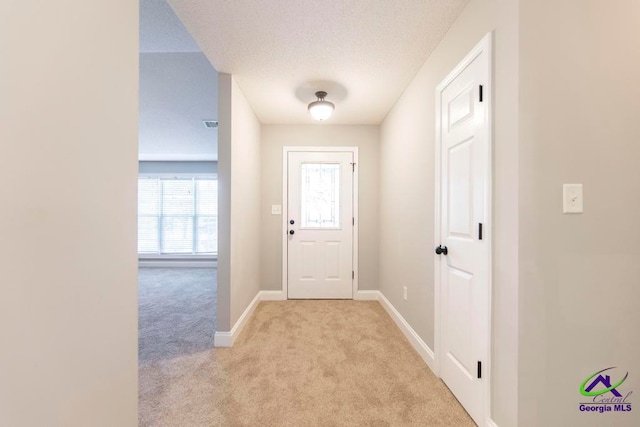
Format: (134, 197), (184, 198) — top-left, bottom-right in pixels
(138, 254), (217, 260)
(138, 255), (217, 268)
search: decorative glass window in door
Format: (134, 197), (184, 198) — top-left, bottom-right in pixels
(300, 163), (340, 228)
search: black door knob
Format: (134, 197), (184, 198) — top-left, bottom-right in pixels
(435, 245), (448, 255)
(290, 220), (295, 225)
(289, 230), (295, 235)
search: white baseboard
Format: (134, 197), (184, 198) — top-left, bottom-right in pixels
(214, 291), (261, 347)
(212, 331), (234, 347)
(260, 290), (286, 301)
(377, 292), (436, 374)
(138, 260), (217, 268)
(486, 419), (499, 427)
(354, 290), (381, 300)
(214, 290), (285, 347)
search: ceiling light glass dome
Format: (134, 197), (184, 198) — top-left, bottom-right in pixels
(308, 91), (335, 121)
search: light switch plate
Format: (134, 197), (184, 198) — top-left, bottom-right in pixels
(271, 205), (282, 215)
(563, 184), (583, 214)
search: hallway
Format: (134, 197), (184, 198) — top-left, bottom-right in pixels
(139, 300), (473, 426)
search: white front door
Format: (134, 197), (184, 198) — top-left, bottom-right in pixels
(436, 36), (491, 425)
(287, 151), (354, 299)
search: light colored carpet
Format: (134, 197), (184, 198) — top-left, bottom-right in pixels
(138, 268), (217, 365)
(139, 300), (474, 426)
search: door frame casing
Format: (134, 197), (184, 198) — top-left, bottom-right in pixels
(282, 146), (359, 299)
(434, 32), (493, 426)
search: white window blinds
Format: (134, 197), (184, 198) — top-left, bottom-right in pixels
(137, 177), (217, 255)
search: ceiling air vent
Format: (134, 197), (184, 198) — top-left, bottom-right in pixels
(202, 120), (218, 129)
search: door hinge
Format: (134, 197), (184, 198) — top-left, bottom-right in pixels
(352, 217), (355, 226)
(351, 162), (356, 172)
(478, 223), (483, 240)
(477, 361), (482, 379)
(479, 85), (484, 102)
(352, 271), (355, 280)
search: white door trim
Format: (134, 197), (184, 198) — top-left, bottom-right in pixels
(434, 32), (493, 426)
(282, 146), (359, 299)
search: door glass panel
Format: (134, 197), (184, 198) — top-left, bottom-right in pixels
(300, 163), (340, 228)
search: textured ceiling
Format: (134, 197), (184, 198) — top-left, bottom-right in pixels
(139, 1), (217, 160)
(140, 0), (202, 53)
(168, 0), (468, 124)
(139, 53), (218, 160)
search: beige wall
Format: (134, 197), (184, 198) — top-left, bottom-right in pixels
(230, 77), (262, 326)
(379, 0), (519, 425)
(216, 74), (232, 331)
(217, 74), (262, 331)
(519, 1), (640, 426)
(261, 125), (380, 292)
(0, 1), (139, 426)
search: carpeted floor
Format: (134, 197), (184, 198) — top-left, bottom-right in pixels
(138, 268), (217, 365)
(139, 299), (474, 426)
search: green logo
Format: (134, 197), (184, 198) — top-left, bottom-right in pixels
(580, 367), (628, 397)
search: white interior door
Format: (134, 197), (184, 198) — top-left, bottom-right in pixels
(287, 151), (353, 299)
(436, 37), (490, 425)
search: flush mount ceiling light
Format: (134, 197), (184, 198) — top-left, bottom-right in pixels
(308, 91), (335, 121)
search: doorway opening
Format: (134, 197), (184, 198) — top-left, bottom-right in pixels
(137, 0), (219, 365)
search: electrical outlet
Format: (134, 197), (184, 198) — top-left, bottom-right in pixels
(403, 286), (408, 301)
(271, 205), (282, 215)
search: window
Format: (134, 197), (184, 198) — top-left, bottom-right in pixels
(138, 176), (217, 255)
(300, 163), (340, 229)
